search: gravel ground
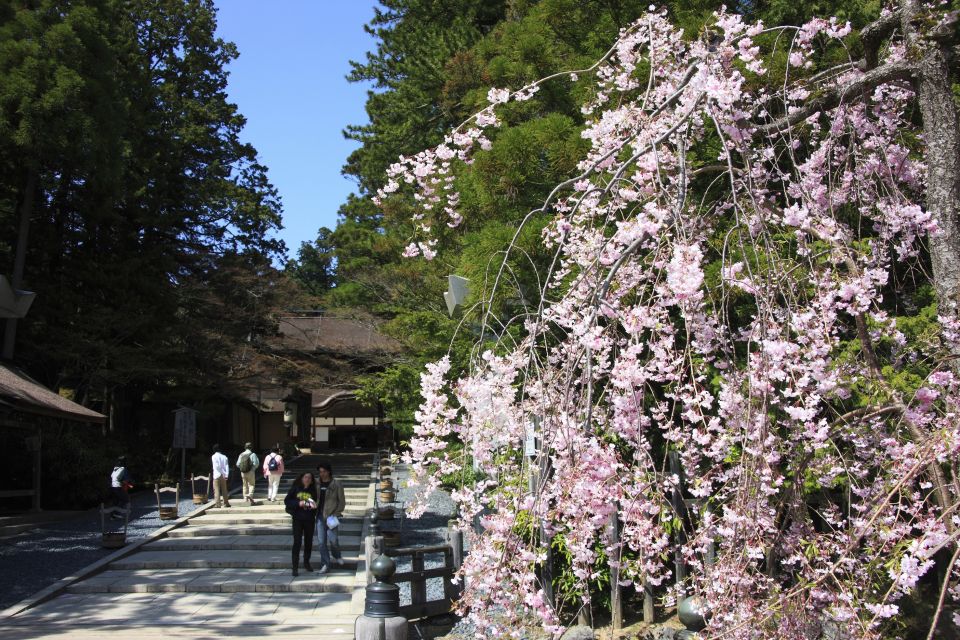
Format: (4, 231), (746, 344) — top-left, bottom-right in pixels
(377, 462), (462, 607)
(0, 479), (234, 611)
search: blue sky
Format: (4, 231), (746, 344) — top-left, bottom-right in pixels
(214, 1), (379, 262)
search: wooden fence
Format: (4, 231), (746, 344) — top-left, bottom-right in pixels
(365, 528), (465, 619)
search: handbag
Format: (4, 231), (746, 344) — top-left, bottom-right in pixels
(326, 515), (340, 529)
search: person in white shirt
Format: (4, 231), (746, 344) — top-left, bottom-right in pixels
(211, 444), (231, 508)
(262, 447), (284, 502)
(236, 442), (260, 504)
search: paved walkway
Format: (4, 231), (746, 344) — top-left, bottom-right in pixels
(0, 452), (376, 639)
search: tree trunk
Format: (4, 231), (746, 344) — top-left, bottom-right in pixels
(904, 4), (960, 328)
(2, 172), (37, 360)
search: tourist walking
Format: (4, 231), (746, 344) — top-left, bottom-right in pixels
(262, 447), (284, 502)
(315, 462), (346, 571)
(236, 442), (259, 504)
(211, 444), (231, 508)
(109, 456), (132, 518)
(284, 471), (318, 576)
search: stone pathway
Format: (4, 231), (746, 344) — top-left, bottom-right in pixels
(0, 452), (376, 639)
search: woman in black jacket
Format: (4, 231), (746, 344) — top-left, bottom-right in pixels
(284, 471), (319, 576)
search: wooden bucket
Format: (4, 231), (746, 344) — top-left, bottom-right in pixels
(383, 531), (400, 548)
(192, 494), (205, 505)
(379, 466), (392, 477)
(159, 506), (178, 520)
(379, 489), (396, 504)
(379, 479), (393, 491)
(378, 507), (395, 520)
(102, 532), (126, 549)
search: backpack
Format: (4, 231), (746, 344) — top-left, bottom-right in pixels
(238, 452), (253, 473)
(267, 455), (279, 471)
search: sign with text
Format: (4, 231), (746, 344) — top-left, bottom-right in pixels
(173, 408), (197, 449)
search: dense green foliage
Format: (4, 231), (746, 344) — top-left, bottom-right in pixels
(0, 0), (286, 398)
(0, 0), (297, 505)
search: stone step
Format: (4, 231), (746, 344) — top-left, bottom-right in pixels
(167, 528), (362, 547)
(188, 514), (365, 527)
(145, 535), (367, 554)
(7, 591), (361, 634)
(66, 567), (358, 594)
(181, 507), (368, 533)
(231, 484), (372, 493)
(212, 499), (369, 512)
(223, 492), (371, 505)
(110, 549), (361, 570)
(200, 507), (368, 517)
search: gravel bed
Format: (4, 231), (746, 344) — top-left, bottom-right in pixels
(377, 462), (462, 607)
(0, 478), (237, 611)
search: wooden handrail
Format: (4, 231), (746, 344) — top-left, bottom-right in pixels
(385, 543), (452, 555)
(365, 527), (465, 620)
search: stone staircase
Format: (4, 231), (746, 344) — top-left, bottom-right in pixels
(0, 452), (376, 639)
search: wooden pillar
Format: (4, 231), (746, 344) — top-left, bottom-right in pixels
(410, 551), (427, 610)
(31, 427), (41, 512)
(609, 511), (623, 630)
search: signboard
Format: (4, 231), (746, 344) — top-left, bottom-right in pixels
(173, 408), (197, 449)
(524, 416), (541, 457)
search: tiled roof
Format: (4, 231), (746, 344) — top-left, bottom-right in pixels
(0, 363), (105, 423)
(310, 388), (355, 410)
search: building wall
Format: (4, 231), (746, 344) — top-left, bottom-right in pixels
(260, 412), (287, 451)
(233, 402), (256, 446)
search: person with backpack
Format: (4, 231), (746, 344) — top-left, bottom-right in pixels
(262, 447), (284, 502)
(236, 442), (259, 505)
(284, 471), (318, 576)
(109, 456), (133, 518)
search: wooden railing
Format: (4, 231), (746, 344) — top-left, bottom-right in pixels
(365, 529), (465, 619)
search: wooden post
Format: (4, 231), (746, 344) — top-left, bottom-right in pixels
(609, 511), (623, 630)
(442, 547), (456, 603)
(365, 534), (383, 584)
(642, 575), (655, 623)
(669, 451), (687, 584)
(32, 430), (41, 512)
(411, 551), (427, 609)
(449, 527), (464, 596)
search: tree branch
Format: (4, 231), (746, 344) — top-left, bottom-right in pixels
(862, 9), (903, 69)
(756, 60), (915, 135)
